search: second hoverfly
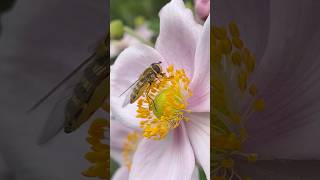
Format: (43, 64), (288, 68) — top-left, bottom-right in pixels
(121, 61), (164, 107)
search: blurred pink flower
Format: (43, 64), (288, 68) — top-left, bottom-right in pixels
(195, 0), (210, 21)
(110, 24), (154, 58)
(110, 0), (210, 179)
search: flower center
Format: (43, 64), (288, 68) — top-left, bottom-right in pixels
(122, 131), (141, 170)
(136, 64), (192, 140)
(212, 22), (265, 179)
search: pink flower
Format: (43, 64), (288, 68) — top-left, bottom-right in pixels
(110, 0), (210, 179)
(195, 0), (210, 21)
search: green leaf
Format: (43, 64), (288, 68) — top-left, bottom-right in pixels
(110, 158), (120, 176)
(199, 167), (207, 180)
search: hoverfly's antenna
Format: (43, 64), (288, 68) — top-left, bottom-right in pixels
(151, 61), (162, 66)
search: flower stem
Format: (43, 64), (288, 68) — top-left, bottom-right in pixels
(124, 26), (154, 47)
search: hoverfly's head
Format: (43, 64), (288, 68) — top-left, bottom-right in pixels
(151, 61), (162, 74)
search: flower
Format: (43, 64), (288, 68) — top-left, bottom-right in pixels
(194, 0), (210, 21)
(110, 0), (210, 179)
(214, 0), (320, 179)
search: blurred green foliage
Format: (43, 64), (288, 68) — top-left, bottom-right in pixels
(110, 0), (193, 34)
(111, 0), (168, 33)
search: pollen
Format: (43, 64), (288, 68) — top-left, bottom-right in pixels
(122, 131), (141, 170)
(82, 118), (109, 179)
(212, 21), (265, 179)
(136, 65), (192, 140)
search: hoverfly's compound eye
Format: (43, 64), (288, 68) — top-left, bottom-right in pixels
(64, 126), (73, 133)
(151, 64), (161, 73)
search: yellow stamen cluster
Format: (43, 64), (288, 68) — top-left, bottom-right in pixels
(136, 64), (192, 140)
(122, 131), (141, 170)
(212, 21), (265, 179)
(82, 118), (109, 179)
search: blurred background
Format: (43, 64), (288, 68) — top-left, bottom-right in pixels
(110, 0), (194, 62)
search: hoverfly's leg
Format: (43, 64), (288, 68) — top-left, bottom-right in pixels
(146, 83), (157, 112)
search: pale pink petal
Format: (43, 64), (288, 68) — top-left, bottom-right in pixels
(185, 112), (210, 179)
(129, 124), (195, 180)
(195, 0), (210, 20)
(110, 44), (164, 128)
(110, 120), (134, 164)
(112, 166), (129, 180)
(191, 166), (199, 180)
(244, 1), (320, 159)
(155, 0), (202, 78)
(189, 17), (210, 112)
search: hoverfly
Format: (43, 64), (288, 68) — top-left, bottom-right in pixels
(120, 61), (164, 107)
(28, 33), (109, 144)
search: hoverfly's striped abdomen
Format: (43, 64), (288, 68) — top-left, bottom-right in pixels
(130, 80), (147, 103)
(129, 70), (157, 104)
(64, 53), (108, 133)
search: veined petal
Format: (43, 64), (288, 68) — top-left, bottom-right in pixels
(112, 166), (129, 180)
(129, 124), (195, 180)
(185, 112), (210, 179)
(245, 1), (320, 159)
(155, 0), (202, 79)
(110, 44), (164, 128)
(189, 16), (210, 112)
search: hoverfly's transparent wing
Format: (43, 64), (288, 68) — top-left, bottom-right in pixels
(27, 53), (96, 113)
(37, 97), (69, 145)
(32, 32), (109, 144)
(87, 37), (106, 54)
(122, 91), (131, 107)
(119, 79), (139, 107)
(31, 53), (96, 145)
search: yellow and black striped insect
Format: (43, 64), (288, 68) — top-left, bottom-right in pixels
(28, 34), (109, 144)
(121, 61), (164, 107)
